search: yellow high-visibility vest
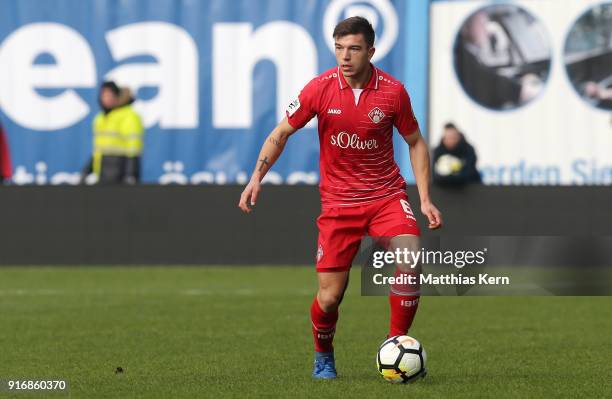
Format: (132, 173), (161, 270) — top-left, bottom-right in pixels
(92, 105), (144, 176)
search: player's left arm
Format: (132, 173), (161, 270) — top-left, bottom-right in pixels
(402, 129), (443, 229)
(394, 85), (442, 229)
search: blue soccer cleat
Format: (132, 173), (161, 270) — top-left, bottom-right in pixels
(312, 352), (337, 379)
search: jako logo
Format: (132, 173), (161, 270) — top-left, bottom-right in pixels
(330, 131), (378, 150)
(327, 108), (341, 114)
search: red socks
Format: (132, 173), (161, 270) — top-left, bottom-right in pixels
(310, 297), (338, 353)
(310, 269), (419, 351)
(388, 294), (420, 337)
(388, 266), (420, 337)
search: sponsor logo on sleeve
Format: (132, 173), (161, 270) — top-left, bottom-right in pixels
(286, 98), (301, 116)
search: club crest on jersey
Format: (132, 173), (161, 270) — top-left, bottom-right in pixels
(368, 107), (385, 123)
(286, 98), (300, 116)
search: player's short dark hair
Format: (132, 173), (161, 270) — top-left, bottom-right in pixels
(443, 122), (458, 130)
(333, 16), (375, 47)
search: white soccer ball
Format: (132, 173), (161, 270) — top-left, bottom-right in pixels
(376, 335), (427, 383)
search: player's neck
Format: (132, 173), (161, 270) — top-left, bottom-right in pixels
(343, 65), (372, 89)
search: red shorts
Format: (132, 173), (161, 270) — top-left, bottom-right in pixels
(315, 192), (420, 272)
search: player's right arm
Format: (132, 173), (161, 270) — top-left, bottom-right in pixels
(239, 77), (319, 213)
(238, 117), (298, 213)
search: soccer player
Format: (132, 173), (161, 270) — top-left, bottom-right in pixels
(238, 16), (442, 379)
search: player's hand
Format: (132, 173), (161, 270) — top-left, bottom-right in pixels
(421, 200), (442, 230)
(238, 179), (261, 213)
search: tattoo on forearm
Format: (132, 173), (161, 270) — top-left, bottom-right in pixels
(258, 156), (269, 172)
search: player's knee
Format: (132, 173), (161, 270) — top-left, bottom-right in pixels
(317, 289), (343, 312)
(389, 234), (421, 272)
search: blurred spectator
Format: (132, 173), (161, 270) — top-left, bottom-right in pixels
(81, 81), (144, 184)
(0, 120), (12, 183)
(433, 123), (481, 187)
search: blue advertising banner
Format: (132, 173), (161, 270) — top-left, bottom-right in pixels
(0, 0), (426, 185)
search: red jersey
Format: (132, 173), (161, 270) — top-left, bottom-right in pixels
(286, 65), (419, 207)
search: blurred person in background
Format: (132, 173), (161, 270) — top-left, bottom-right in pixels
(433, 122), (481, 187)
(0, 119), (12, 183)
(81, 81), (144, 184)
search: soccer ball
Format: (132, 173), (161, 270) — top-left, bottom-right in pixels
(376, 335), (427, 383)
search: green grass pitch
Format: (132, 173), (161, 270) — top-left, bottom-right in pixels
(0, 266), (610, 398)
